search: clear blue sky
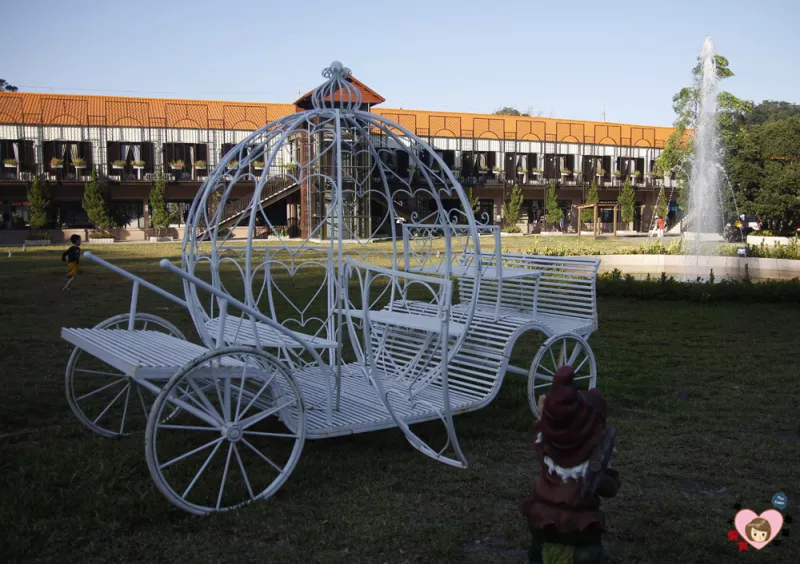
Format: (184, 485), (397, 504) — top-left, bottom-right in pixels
(2, 0), (798, 127)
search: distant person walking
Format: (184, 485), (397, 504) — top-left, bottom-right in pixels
(62, 234), (82, 290)
(559, 215), (565, 233)
(656, 216), (665, 239)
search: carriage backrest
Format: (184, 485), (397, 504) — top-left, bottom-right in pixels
(459, 252), (600, 329)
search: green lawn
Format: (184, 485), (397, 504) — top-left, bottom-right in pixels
(0, 244), (797, 563)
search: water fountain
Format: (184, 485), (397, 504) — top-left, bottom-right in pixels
(683, 35), (725, 280)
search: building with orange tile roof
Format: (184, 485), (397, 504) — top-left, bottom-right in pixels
(0, 74), (682, 242)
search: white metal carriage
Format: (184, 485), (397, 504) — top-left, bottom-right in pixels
(61, 62), (601, 515)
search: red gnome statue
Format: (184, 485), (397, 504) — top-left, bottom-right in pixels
(520, 365), (620, 564)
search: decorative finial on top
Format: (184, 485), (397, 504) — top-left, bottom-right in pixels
(322, 61), (351, 80)
(312, 61), (361, 111)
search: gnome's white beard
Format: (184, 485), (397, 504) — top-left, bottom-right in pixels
(536, 432), (589, 481)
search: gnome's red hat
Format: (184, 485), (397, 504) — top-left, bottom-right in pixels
(537, 365), (608, 468)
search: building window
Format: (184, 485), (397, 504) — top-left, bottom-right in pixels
(110, 200), (145, 229)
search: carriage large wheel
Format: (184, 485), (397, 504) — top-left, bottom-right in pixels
(65, 313), (186, 438)
(145, 346), (305, 515)
(528, 333), (597, 419)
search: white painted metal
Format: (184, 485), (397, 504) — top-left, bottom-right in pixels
(60, 62), (606, 516)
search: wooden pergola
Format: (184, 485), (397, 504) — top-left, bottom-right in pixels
(576, 201), (620, 237)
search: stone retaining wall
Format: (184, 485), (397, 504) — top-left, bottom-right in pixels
(590, 254), (800, 281)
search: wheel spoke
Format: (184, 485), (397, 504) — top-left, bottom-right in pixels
(160, 436), (224, 470)
(137, 385), (150, 417)
(239, 398), (296, 430)
(567, 342), (583, 367)
(119, 383), (131, 435)
(241, 438), (283, 473)
(92, 382), (130, 425)
(157, 424), (219, 432)
(76, 377), (126, 402)
(236, 371), (277, 423)
(242, 430), (298, 439)
(186, 376), (223, 423)
(233, 444), (254, 499)
(548, 346), (557, 369)
(181, 440), (224, 499)
(234, 363), (249, 422)
(216, 443), (235, 510)
(559, 340), (567, 365)
(572, 355), (590, 374)
(536, 364), (554, 376)
(533, 381), (553, 389)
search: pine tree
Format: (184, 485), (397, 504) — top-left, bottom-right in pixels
(655, 186), (669, 221)
(619, 178), (636, 224)
(27, 175), (50, 230)
(82, 167), (114, 233)
(582, 180), (599, 223)
(149, 170), (170, 236)
(502, 183), (523, 233)
(545, 181), (562, 227)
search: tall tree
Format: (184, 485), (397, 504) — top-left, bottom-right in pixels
(656, 53), (752, 179)
(619, 178), (635, 224)
(654, 187), (668, 222)
(27, 175), (50, 230)
(149, 170), (170, 235)
(581, 180), (599, 223)
(502, 183), (524, 232)
(0, 78), (18, 92)
(82, 167), (115, 232)
(545, 181), (562, 227)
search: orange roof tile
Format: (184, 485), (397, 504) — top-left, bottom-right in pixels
(0, 92), (680, 147)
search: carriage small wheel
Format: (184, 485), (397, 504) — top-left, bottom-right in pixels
(145, 346), (306, 515)
(65, 313), (186, 438)
(528, 333), (597, 419)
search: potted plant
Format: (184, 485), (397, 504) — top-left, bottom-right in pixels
(50, 158), (65, 169)
(72, 157), (86, 169)
(193, 160), (207, 170)
(532, 168), (542, 175)
(132, 160), (145, 169)
(3, 158), (17, 168)
(612, 170), (622, 177)
(632, 170), (642, 182)
(252, 160), (265, 170)
(561, 168), (572, 176)
(227, 160), (239, 170)
(517, 167), (526, 175)
(573, 169), (583, 177)
(169, 160), (184, 171)
(111, 160), (126, 169)
(478, 165), (488, 175)
(283, 162), (299, 171)
(596, 168), (606, 177)
(493, 167), (503, 176)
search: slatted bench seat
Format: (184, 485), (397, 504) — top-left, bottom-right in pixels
(61, 328), (225, 379)
(205, 316), (338, 349)
(458, 251), (600, 336)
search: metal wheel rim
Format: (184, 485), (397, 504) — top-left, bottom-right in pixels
(528, 333), (597, 419)
(65, 313), (185, 437)
(145, 346), (305, 515)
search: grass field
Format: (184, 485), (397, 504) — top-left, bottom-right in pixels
(1, 243), (798, 563)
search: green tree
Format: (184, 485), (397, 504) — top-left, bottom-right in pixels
(656, 53), (752, 180)
(468, 188), (480, 216)
(545, 181), (562, 227)
(1, 78), (18, 92)
(82, 167), (115, 232)
(149, 170), (170, 235)
(502, 183), (523, 232)
(581, 180), (599, 223)
(654, 187), (668, 222)
(619, 178), (635, 224)
(27, 175), (50, 230)
(493, 106), (529, 117)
